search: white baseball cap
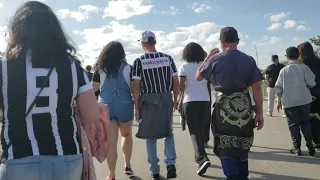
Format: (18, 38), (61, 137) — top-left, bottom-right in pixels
(139, 31), (156, 43)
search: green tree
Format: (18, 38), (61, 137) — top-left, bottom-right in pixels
(310, 35), (320, 57)
(280, 60), (288, 66)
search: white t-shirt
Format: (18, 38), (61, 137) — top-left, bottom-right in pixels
(178, 62), (210, 103)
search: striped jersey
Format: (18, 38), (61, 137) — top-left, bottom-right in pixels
(132, 52), (178, 94)
(0, 54), (92, 160)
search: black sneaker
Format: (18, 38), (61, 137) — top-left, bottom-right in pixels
(151, 174), (160, 180)
(197, 159), (211, 176)
(307, 144), (316, 156)
(290, 148), (302, 156)
(313, 143), (320, 150)
(166, 165), (177, 179)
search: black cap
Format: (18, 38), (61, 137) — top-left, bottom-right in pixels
(286, 46), (299, 59)
(219, 27), (240, 43)
(272, 55), (278, 61)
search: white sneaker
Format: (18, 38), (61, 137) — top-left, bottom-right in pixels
(266, 112), (272, 117)
(281, 115), (286, 118)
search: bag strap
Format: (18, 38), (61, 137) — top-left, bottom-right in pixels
(25, 64), (55, 117)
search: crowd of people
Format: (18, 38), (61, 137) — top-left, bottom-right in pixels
(0, 1), (319, 180)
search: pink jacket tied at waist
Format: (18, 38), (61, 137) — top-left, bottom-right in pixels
(75, 103), (110, 180)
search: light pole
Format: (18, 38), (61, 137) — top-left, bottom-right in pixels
(253, 43), (259, 67)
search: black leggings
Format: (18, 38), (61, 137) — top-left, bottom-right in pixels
(183, 101), (210, 163)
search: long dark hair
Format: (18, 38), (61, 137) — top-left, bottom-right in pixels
(297, 42), (317, 65)
(182, 42), (206, 63)
(94, 41), (126, 78)
(5, 1), (77, 66)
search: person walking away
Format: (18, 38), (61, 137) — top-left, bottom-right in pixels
(178, 42), (211, 175)
(92, 41), (134, 180)
(196, 27), (264, 179)
(85, 65), (93, 82)
(297, 42), (320, 150)
(132, 31), (179, 180)
(0, 2), (100, 180)
(265, 55), (285, 117)
(275, 46), (316, 156)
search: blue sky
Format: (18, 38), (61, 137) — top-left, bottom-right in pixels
(0, 0), (319, 68)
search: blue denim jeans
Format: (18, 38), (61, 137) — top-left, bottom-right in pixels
(146, 134), (176, 175)
(0, 154), (82, 180)
(220, 158), (249, 180)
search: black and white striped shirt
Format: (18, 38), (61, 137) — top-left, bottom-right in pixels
(0, 55), (91, 160)
(132, 52), (178, 94)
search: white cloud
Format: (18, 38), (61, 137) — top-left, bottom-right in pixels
(161, 6), (180, 15)
(192, 1), (212, 13)
(74, 21), (241, 67)
(284, 20), (297, 29)
(103, 0), (153, 20)
(57, 5), (99, 22)
(267, 23), (282, 31)
(265, 12), (290, 22)
(253, 36), (281, 46)
(0, 3), (3, 9)
(296, 25), (308, 31)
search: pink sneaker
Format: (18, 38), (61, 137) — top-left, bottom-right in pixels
(124, 167), (134, 176)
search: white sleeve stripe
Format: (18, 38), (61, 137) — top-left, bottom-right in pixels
(78, 84), (93, 94)
(132, 76), (141, 80)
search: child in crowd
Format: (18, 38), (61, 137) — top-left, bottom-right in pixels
(275, 47), (316, 156)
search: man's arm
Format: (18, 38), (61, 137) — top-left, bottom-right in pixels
(274, 70), (284, 103)
(132, 59), (143, 119)
(132, 80), (141, 110)
(169, 56), (180, 109)
(196, 48), (220, 81)
(252, 82), (263, 114)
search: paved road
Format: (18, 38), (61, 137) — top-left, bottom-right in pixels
(94, 103), (320, 180)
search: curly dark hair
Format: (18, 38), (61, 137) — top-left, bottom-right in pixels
(297, 42), (317, 65)
(5, 1), (77, 66)
(94, 41), (126, 78)
(182, 42), (206, 63)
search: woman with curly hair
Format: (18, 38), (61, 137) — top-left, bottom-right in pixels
(178, 42), (211, 176)
(92, 41), (134, 180)
(298, 42), (320, 150)
(0, 1), (99, 179)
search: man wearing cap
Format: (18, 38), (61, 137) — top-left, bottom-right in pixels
(196, 27), (264, 179)
(275, 46), (316, 156)
(132, 31), (179, 180)
(265, 55), (285, 117)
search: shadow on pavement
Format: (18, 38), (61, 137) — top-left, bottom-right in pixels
(249, 150), (320, 165)
(209, 164), (319, 180)
(129, 176), (143, 180)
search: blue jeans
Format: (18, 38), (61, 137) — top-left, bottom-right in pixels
(0, 154), (82, 180)
(146, 135), (176, 175)
(220, 158), (249, 180)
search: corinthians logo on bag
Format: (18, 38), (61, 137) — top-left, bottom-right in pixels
(221, 92), (251, 128)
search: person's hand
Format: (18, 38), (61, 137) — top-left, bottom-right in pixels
(205, 48), (220, 60)
(173, 100), (178, 112)
(134, 108), (140, 122)
(255, 113), (264, 130)
(277, 102), (282, 112)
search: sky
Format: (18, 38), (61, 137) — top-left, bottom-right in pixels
(0, 0), (319, 69)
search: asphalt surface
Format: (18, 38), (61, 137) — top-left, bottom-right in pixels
(93, 103), (320, 180)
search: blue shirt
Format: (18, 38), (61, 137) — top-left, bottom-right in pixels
(199, 50), (263, 90)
